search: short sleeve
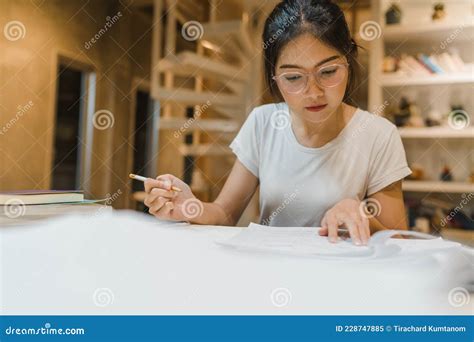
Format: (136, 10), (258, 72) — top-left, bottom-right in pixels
(367, 125), (412, 196)
(229, 109), (260, 178)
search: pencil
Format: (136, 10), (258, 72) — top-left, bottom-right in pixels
(129, 173), (182, 192)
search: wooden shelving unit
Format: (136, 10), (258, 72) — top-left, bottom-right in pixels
(369, 0), (473, 242)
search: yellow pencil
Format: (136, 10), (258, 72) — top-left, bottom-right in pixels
(129, 173), (182, 192)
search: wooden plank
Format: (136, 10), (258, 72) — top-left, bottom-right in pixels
(152, 87), (241, 107)
(403, 181), (474, 194)
(157, 52), (247, 82)
(151, 0), (163, 96)
(160, 118), (240, 132)
(201, 20), (255, 56)
(398, 127), (474, 139)
(213, 105), (244, 119)
(201, 20), (241, 38)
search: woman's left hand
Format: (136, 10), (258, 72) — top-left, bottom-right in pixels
(319, 198), (370, 246)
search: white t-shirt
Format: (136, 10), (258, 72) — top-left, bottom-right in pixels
(229, 102), (412, 227)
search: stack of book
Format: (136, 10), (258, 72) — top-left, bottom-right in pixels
(384, 51), (468, 76)
(0, 190), (110, 226)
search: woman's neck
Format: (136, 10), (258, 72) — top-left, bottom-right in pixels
(290, 103), (356, 148)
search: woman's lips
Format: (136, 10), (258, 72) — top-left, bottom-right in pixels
(305, 104), (327, 112)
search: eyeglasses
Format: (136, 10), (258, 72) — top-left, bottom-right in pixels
(272, 63), (349, 94)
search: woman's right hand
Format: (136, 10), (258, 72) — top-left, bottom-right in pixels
(144, 174), (203, 222)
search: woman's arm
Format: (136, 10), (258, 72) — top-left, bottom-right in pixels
(367, 180), (408, 232)
(144, 159), (259, 226)
(206, 159), (259, 226)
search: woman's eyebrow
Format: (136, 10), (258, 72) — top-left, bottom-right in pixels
(279, 55), (341, 69)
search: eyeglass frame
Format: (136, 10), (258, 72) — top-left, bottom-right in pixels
(272, 62), (350, 94)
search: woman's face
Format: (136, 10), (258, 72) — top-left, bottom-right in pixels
(274, 33), (349, 124)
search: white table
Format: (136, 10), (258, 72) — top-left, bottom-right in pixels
(1, 210), (472, 315)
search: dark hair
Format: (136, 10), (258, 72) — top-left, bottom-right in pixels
(262, 0), (360, 104)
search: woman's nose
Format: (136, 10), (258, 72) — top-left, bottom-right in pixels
(303, 73), (324, 97)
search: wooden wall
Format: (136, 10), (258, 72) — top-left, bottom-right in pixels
(0, 0), (152, 208)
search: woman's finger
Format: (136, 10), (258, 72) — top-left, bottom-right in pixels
(350, 212), (368, 245)
(157, 174), (178, 189)
(319, 216), (328, 236)
(144, 188), (174, 207)
(326, 215), (339, 243)
(154, 201), (174, 218)
(338, 212), (361, 245)
(144, 178), (172, 193)
(148, 196), (169, 215)
(353, 213), (369, 245)
(151, 187), (175, 200)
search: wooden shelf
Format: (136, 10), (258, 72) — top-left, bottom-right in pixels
(403, 181), (474, 194)
(383, 21), (474, 43)
(398, 126), (474, 138)
(380, 71), (474, 87)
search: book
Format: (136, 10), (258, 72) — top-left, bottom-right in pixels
(435, 53), (458, 73)
(0, 202), (111, 226)
(384, 52), (468, 76)
(403, 55), (432, 75)
(0, 190), (84, 205)
(418, 54), (443, 74)
(448, 49), (466, 71)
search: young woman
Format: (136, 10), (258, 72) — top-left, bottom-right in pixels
(143, 0), (412, 245)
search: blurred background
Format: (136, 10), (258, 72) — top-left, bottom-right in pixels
(0, 0), (472, 243)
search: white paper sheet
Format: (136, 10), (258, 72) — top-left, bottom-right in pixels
(217, 222), (463, 260)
